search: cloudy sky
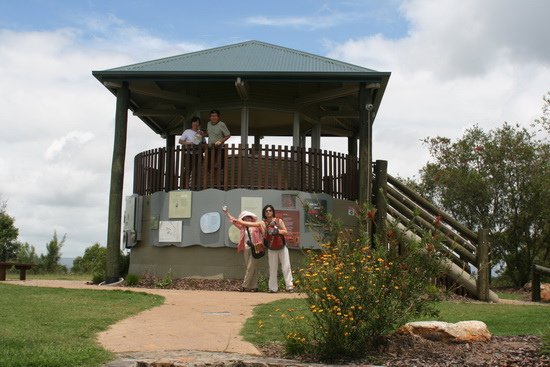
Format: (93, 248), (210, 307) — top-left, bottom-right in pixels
(1, 0), (548, 258)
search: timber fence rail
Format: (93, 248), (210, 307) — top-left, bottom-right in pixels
(372, 160), (491, 301)
(532, 264), (550, 302)
(133, 144), (359, 200)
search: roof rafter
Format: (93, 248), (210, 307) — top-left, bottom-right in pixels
(295, 85), (359, 105)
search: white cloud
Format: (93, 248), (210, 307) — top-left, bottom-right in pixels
(45, 131), (94, 161)
(0, 20), (207, 257)
(245, 3), (359, 31)
(326, 0), (550, 177)
(246, 16), (335, 29)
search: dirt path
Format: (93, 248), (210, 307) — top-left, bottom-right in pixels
(6, 279), (304, 355)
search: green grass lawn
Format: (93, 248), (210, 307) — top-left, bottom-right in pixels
(0, 283), (164, 367)
(495, 291), (526, 301)
(242, 298), (550, 352)
(6, 272), (93, 281)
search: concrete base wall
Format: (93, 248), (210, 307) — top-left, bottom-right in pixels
(128, 244), (306, 279)
(127, 188), (356, 279)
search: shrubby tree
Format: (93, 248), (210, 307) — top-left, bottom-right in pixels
(39, 231), (67, 273)
(73, 243), (129, 283)
(16, 242), (40, 265)
(534, 92), (550, 134)
(413, 96), (550, 287)
(0, 199), (19, 262)
(72, 243), (106, 274)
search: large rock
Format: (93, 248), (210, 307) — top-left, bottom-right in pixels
(398, 321), (491, 343)
(524, 282), (550, 302)
(541, 284), (550, 302)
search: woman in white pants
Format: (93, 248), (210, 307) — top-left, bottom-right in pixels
(262, 204), (294, 293)
(223, 207), (266, 292)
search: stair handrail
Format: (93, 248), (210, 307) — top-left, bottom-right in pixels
(387, 174), (478, 243)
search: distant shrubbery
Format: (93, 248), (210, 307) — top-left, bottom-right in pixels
(73, 243), (130, 283)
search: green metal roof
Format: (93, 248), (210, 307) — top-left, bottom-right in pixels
(106, 40), (377, 74)
(93, 40), (391, 137)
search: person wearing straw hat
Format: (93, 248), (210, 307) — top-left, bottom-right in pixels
(222, 206), (266, 292)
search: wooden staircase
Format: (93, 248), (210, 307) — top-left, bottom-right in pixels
(372, 160), (496, 301)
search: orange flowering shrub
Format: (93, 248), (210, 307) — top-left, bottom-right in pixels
(288, 204), (444, 361)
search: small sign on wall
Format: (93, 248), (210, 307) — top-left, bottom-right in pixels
(278, 209), (300, 248)
(169, 191), (192, 218)
(159, 221), (182, 242)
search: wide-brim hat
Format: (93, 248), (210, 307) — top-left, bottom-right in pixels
(238, 210), (257, 221)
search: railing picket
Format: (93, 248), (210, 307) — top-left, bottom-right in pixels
(317, 148), (323, 192)
(277, 145), (282, 190)
(152, 149), (157, 193)
(231, 144), (236, 189)
(244, 144), (249, 189)
(256, 145), (262, 189)
(282, 146), (289, 190)
(338, 152), (343, 199)
(236, 144), (242, 188)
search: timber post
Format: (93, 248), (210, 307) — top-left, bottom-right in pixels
(358, 84), (374, 236)
(373, 160), (388, 248)
(476, 229), (490, 302)
(105, 82), (129, 284)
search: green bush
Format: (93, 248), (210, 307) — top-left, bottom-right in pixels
(125, 273), (140, 286)
(156, 270), (174, 288)
(73, 243), (130, 283)
(286, 204), (444, 361)
(91, 272), (104, 285)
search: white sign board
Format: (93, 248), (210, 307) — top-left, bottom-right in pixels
(159, 221), (182, 242)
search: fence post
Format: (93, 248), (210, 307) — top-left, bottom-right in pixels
(532, 264), (541, 302)
(476, 229), (490, 302)
(373, 160), (388, 249)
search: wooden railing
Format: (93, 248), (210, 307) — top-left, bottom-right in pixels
(372, 160), (491, 301)
(133, 144), (359, 200)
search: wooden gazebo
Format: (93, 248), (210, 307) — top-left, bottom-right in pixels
(93, 41), (391, 281)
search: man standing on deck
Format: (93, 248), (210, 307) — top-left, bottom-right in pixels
(205, 109), (231, 146)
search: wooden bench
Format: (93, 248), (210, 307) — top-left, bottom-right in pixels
(0, 262), (34, 281)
